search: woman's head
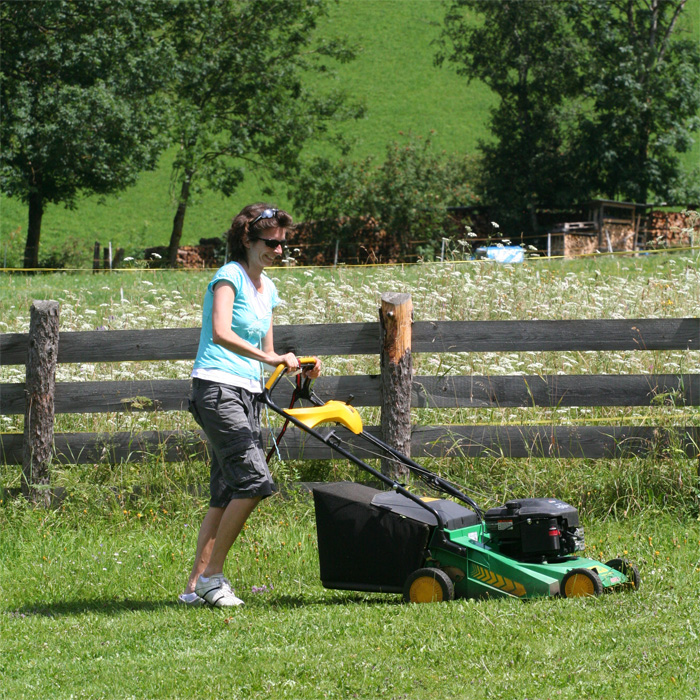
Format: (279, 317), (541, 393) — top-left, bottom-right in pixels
(227, 203), (294, 263)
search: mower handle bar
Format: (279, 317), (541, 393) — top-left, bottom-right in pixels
(260, 357), (484, 525)
(264, 357), (318, 394)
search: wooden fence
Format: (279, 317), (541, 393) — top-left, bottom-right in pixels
(1, 298), (699, 503)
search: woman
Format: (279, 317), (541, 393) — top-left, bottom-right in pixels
(179, 203), (320, 607)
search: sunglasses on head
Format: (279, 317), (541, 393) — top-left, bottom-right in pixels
(249, 208), (279, 226)
(253, 236), (286, 249)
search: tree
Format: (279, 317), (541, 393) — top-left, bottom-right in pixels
(164, 0), (359, 267)
(290, 132), (478, 260)
(437, 0), (586, 233)
(573, 0), (700, 204)
(438, 0), (700, 226)
(0, 0), (174, 269)
(367, 134), (478, 258)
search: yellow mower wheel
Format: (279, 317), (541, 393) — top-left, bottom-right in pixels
(561, 568), (603, 598)
(403, 568), (455, 604)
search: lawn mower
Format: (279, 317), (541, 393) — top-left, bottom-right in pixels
(258, 360), (641, 603)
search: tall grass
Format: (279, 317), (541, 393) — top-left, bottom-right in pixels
(1, 251), (698, 517)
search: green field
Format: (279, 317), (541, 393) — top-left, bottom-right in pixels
(2, 0), (698, 270)
(1, 503), (698, 700)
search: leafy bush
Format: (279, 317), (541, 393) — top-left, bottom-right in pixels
(290, 132), (479, 261)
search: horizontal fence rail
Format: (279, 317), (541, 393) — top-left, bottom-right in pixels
(1, 374), (698, 415)
(1, 311), (698, 483)
(1, 427), (698, 465)
(1, 318), (697, 365)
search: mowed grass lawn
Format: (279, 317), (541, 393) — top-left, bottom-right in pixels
(1, 253), (700, 699)
(1, 500), (699, 700)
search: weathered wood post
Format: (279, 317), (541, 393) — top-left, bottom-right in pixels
(379, 292), (412, 479)
(92, 241), (101, 273)
(22, 300), (59, 506)
(112, 247), (125, 269)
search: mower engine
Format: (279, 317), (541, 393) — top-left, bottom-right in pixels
(485, 498), (585, 562)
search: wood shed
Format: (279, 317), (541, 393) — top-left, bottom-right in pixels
(548, 200), (641, 257)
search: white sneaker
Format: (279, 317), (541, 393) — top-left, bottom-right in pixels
(178, 591), (206, 607)
(195, 574), (245, 607)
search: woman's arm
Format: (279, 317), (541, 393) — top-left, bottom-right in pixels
(211, 281), (298, 370)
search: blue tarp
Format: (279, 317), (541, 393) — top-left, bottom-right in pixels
(475, 246), (525, 263)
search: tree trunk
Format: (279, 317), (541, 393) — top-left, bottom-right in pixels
(22, 300), (59, 506)
(379, 292), (413, 480)
(168, 171), (193, 267)
(23, 183), (44, 270)
(637, 128), (650, 205)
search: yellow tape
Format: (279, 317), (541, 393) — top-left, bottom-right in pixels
(2, 245), (698, 273)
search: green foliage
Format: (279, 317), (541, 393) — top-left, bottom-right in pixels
(0, 0), (498, 270)
(163, 0), (362, 265)
(0, 0), (175, 268)
(572, 0), (700, 203)
(438, 0), (589, 232)
(438, 0), (700, 232)
(290, 132), (479, 258)
(1, 0), (698, 269)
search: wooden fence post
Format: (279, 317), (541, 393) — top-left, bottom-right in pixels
(112, 248), (125, 269)
(22, 300), (59, 506)
(92, 241), (101, 273)
(379, 292), (413, 479)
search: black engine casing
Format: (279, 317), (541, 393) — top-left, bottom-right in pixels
(485, 498), (583, 561)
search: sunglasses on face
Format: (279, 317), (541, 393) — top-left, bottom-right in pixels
(249, 208), (279, 226)
(254, 236), (286, 250)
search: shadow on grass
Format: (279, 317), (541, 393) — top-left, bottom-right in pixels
(5, 592), (403, 618)
(6, 598), (179, 618)
(268, 593), (403, 608)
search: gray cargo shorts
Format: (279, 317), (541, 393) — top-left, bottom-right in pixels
(189, 377), (276, 507)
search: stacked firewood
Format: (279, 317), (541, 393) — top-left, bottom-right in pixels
(141, 238), (225, 268)
(175, 245), (221, 268)
(645, 211), (698, 248)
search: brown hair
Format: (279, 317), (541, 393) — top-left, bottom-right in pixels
(226, 202), (294, 263)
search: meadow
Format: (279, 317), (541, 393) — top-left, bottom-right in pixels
(0, 0), (496, 270)
(1, 250), (699, 699)
(1, 0), (698, 270)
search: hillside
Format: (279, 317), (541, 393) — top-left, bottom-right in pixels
(1, 0), (698, 268)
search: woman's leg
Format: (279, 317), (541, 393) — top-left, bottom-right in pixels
(184, 505), (224, 594)
(201, 496), (261, 578)
(184, 381), (273, 602)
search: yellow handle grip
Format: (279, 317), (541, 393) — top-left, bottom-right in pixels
(264, 356), (317, 391)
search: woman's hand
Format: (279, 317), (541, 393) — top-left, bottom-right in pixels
(302, 356), (322, 379)
(269, 352), (300, 372)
